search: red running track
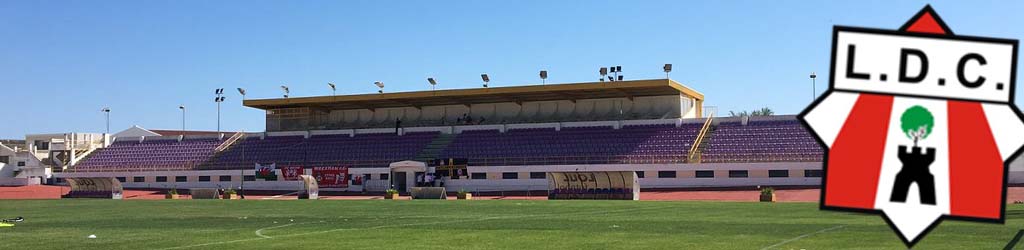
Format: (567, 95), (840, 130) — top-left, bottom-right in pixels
(5, 185), (1024, 203)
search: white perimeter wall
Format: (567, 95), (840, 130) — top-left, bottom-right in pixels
(55, 160), (1024, 192)
(55, 162), (822, 192)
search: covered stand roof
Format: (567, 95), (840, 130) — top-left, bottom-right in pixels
(244, 79), (703, 111)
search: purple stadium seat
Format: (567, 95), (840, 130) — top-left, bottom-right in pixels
(202, 132), (439, 169)
(701, 120), (823, 163)
(74, 138), (222, 172)
(439, 124), (701, 166)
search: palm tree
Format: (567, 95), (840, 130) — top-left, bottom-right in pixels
(729, 110), (749, 117)
(731, 108), (773, 117)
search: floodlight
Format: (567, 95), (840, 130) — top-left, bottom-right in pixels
(663, 64), (672, 73)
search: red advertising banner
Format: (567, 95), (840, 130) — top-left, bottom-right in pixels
(281, 166), (304, 181)
(312, 166), (349, 188)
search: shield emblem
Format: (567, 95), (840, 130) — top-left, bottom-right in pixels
(799, 5), (1023, 247)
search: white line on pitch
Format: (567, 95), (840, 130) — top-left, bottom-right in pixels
(159, 205), (673, 250)
(261, 192), (299, 200)
(254, 222), (320, 239)
(760, 225), (845, 250)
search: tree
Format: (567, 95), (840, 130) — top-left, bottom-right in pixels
(730, 107), (773, 117)
(900, 105), (934, 147)
(729, 110), (749, 117)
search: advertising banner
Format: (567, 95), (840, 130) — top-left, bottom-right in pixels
(281, 166), (304, 181)
(312, 166), (349, 188)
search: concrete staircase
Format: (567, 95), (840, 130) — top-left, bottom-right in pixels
(414, 133), (457, 162)
(215, 132), (245, 152)
(689, 125), (717, 163)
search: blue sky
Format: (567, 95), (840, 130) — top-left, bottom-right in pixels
(1, 1), (1021, 139)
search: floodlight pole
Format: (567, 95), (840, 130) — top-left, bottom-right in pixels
(180, 106), (186, 134)
(103, 108), (110, 134)
(217, 100), (221, 133)
(215, 90), (225, 133)
(810, 72), (818, 101)
(240, 139), (245, 200)
(216, 99), (221, 133)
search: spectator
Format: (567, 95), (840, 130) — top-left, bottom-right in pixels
(395, 118), (402, 134)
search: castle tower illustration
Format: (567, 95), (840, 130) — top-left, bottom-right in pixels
(889, 105), (937, 205)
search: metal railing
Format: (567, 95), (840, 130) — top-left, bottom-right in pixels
(688, 112), (715, 163)
(215, 132), (244, 152)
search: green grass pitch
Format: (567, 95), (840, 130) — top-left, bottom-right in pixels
(0, 200), (1022, 249)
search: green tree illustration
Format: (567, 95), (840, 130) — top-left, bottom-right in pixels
(900, 105), (934, 147)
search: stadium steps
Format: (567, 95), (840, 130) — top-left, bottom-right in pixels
(73, 148), (101, 165)
(413, 133), (457, 162)
(215, 132), (244, 152)
(71, 149), (93, 163)
(201, 135), (250, 169)
(61, 148), (96, 172)
(692, 125), (717, 163)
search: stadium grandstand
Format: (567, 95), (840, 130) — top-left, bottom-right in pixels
(1, 133), (107, 186)
(32, 78), (1022, 193)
